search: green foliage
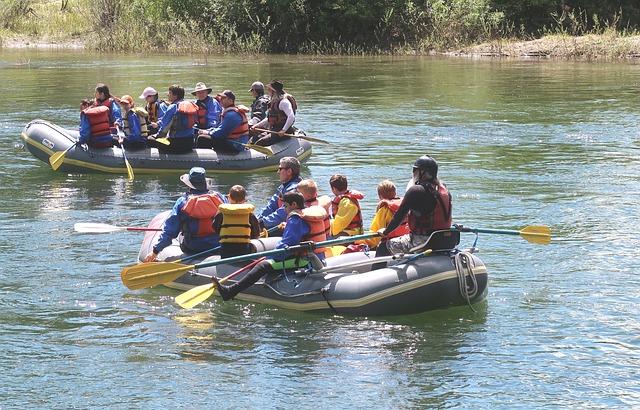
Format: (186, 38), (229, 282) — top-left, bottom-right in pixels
(1, 0), (36, 30)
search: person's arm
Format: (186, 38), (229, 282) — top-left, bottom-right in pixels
(330, 197), (359, 236)
(260, 206), (286, 229)
(110, 100), (123, 127)
(249, 214), (261, 239)
(253, 117), (269, 129)
(258, 192), (280, 219)
(208, 99), (222, 128)
(362, 206), (393, 247)
(128, 112), (141, 139)
(152, 198), (184, 254)
(210, 111), (241, 139)
(279, 98), (295, 132)
(79, 114), (90, 143)
(211, 213), (223, 235)
(272, 216), (309, 261)
(156, 104), (176, 136)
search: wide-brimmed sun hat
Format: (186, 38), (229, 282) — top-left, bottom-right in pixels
(191, 82), (213, 96)
(180, 167), (208, 191)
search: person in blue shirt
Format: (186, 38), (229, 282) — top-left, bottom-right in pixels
(191, 82), (222, 136)
(257, 156), (302, 231)
(144, 167), (226, 262)
(117, 95), (149, 150)
(213, 191), (327, 301)
(148, 85), (198, 154)
(196, 90), (250, 153)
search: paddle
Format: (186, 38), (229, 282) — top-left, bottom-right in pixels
(49, 144), (75, 171)
(253, 127), (329, 144)
(175, 257), (266, 309)
(74, 223), (162, 233)
(118, 134), (135, 180)
(452, 224), (551, 245)
(121, 232), (379, 290)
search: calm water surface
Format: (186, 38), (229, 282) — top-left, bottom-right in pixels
(0, 50), (639, 408)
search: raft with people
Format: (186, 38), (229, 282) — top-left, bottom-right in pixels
(120, 211), (489, 316)
(21, 119), (313, 174)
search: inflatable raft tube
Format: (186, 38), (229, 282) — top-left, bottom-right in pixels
(21, 119), (312, 174)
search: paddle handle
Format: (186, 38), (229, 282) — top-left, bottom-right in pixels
(194, 232), (380, 270)
(127, 227), (162, 232)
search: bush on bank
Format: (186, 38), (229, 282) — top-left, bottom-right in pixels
(1, 0), (639, 53)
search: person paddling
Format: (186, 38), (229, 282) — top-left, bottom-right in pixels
(257, 157), (303, 233)
(250, 79), (297, 146)
(144, 167), (226, 262)
(118, 95), (149, 150)
(376, 155), (452, 256)
(213, 192), (327, 301)
(196, 90), (250, 153)
(148, 85), (198, 154)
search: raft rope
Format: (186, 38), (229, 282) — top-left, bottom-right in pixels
(453, 250), (479, 312)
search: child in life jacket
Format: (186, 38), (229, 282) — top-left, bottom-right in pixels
(212, 185), (261, 258)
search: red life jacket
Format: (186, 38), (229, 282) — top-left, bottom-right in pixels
(221, 106), (249, 139)
(408, 183), (452, 235)
(94, 97), (115, 126)
(267, 94), (297, 131)
(181, 193), (223, 238)
(289, 205), (328, 255)
(196, 100), (208, 128)
(172, 101), (198, 132)
(83, 106), (112, 147)
(378, 197), (410, 238)
(331, 190), (364, 232)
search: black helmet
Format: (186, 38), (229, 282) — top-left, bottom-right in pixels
(413, 155), (438, 178)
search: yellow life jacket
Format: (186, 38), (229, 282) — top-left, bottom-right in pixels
(122, 107), (149, 138)
(218, 203), (255, 243)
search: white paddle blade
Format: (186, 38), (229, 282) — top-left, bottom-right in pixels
(74, 223), (125, 233)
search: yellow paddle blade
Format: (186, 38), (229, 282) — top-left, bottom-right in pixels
(120, 261), (194, 290)
(175, 283), (216, 309)
(520, 225), (551, 245)
(125, 159), (135, 181)
(49, 150), (67, 170)
(246, 144), (273, 156)
(155, 137), (171, 145)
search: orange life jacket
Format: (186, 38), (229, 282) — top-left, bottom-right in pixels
(181, 193), (223, 238)
(221, 106), (249, 139)
(171, 101), (198, 133)
(331, 190), (364, 232)
(408, 183), (452, 235)
(289, 205), (328, 255)
(267, 93), (297, 131)
(378, 197), (410, 238)
(94, 97), (116, 126)
(196, 100), (208, 128)
(83, 105), (111, 141)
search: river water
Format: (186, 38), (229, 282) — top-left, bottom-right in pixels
(0, 49), (638, 408)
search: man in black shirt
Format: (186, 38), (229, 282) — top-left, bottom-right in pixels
(378, 155), (452, 254)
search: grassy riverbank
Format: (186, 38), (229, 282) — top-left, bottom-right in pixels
(2, 0), (640, 59)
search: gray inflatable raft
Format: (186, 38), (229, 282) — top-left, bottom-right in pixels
(21, 119), (312, 174)
(138, 212), (489, 316)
